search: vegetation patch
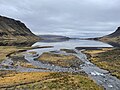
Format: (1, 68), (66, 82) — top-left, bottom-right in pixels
(37, 52), (83, 68)
(0, 70), (17, 78)
(84, 48), (120, 79)
(60, 49), (76, 53)
(100, 36), (120, 45)
(28, 51), (37, 55)
(2, 72), (103, 90)
(0, 71), (51, 89)
(4, 51), (37, 68)
(0, 46), (53, 63)
(0, 46), (35, 62)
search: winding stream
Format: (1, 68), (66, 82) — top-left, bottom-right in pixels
(74, 49), (120, 90)
(24, 49), (81, 72)
(0, 39), (120, 90)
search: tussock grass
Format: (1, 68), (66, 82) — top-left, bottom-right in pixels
(0, 46), (21, 62)
(0, 46), (50, 62)
(84, 48), (120, 79)
(0, 46), (32, 62)
(2, 72), (103, 90)
(0, 72), (51, 88)
(38, 52), (83, 67)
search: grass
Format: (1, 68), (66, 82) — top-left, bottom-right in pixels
(0, 72), (103, 90)
(0, 46), (36, 62)
(60, 49), (76, 53)
(0, 47), (104, 90)
(0, 71), (51, 88)
(0, 46), (23, 62)
(28, 51), (37, 54)
(84, 48), (120, 79)
(17, 62), (37, 68)
(38, 52), (83, 67)
(0, 46), (53, 63)
(9, 52), (37, 68)
(100, 36), (120, 45)
(0, 70), (17, 78)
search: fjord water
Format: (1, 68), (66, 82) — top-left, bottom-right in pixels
(32, 39), (112, 49)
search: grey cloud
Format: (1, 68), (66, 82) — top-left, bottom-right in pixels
(0, 0), (120, 38)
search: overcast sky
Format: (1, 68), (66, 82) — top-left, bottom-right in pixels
(0, 0), (120, 38)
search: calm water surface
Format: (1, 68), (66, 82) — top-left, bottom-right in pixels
(32, 39), (112, 49)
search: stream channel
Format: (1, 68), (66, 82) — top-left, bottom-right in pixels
(0, 39), (120, 90)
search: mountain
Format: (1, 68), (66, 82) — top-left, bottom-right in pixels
(106, 27), (120, 37)
(99, 27), (120, 47)
(39, 35), (70, 42)
(0, 15), (39, 43)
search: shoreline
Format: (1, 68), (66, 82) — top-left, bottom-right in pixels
(0, 46), (120, 89)
(0, 46), (104, 90)
(75, 47), (113, 50)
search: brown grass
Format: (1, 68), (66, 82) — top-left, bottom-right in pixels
(0, 46), (20, 62)
(84, 48), (120, 79)
(0, 72), (103, 90)
(38, 52), (82, 67)
(0, 72), (51, 88)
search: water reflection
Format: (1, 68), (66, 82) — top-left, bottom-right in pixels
(32, 39), (112, 49)
(0, 39), (113, 48)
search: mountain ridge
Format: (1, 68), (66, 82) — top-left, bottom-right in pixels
(0, 15), (39, 42)
(38, 35), (70, 42)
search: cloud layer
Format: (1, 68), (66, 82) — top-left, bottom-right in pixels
(0, 0), (120, 37)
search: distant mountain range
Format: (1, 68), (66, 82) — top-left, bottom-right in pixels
(39, 35), (70, 42)
(0, 15), (39, 43)
(0, 15), (120, 47)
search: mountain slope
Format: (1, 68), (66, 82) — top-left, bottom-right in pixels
(107, 27), (120, 37)
(99, 27), (120, 47)
(0, 15), (39, 42)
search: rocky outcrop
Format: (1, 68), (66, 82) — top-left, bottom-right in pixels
(0, 15), (39, 42)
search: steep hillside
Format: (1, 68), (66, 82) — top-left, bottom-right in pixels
(107, 27), (120, 37)
(99, 27), (120, 46)
(0, 15), (39, 42)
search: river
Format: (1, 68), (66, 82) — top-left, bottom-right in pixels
(1, 39), (120, 90)
(28, 39), (120, 90)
